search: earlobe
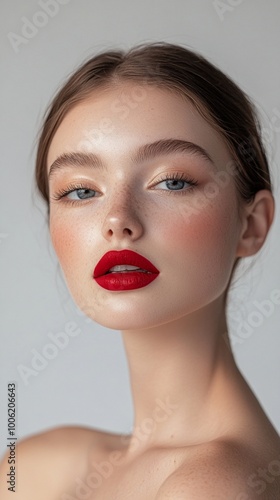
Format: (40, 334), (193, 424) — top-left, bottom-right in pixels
(235, 190), (275, 258)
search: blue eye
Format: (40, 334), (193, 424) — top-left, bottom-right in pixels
(67, 188), (96, 200)
(157, 178), (188, 191)
(51, 172), (198, 206)
(51, 183), (99, 203)
(153, 173), (198, 194)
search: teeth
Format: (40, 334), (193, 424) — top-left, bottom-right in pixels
(108, 265), (147, 273)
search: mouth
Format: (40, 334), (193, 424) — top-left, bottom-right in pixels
(93, 249), (159, 290)
(93, 249), (159, 279)
(105, 264), (151, 274)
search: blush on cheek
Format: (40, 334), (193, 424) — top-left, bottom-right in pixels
(50, 221), (76, 264)
(163, 202), (224, 244)
(170, 200), (238, 271)
(50, 217), (97, 279)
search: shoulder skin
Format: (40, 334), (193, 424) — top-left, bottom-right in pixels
(155, 439), (280, 500)
(0, 425), (102, 500)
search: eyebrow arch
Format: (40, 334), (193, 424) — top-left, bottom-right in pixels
(133, 139), (215, 167)
(48, 151), (105, 178)
(48, 138), (215, 178)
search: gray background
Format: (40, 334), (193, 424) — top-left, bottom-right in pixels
(1, 0), (280, 456)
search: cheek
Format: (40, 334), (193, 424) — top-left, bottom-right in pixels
(50, 216), (91, 270)
(161, 196), (239, 279)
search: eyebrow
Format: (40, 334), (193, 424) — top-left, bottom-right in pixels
(48, 138), (215, 178)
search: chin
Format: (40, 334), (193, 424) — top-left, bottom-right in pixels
(92, 311), (158, 332)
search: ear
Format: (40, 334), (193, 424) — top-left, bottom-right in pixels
(236, 190), (275, 258)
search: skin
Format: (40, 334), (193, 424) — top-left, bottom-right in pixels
(1, 83), (279, 499)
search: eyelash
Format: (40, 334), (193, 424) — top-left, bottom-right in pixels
(155, 172), (198, 195)
(50, 173), (198, 206)
(51, 183), (96, 205)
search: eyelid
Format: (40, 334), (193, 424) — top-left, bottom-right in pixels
(150, 171), (197, 185)
(50, 182), (100, 201)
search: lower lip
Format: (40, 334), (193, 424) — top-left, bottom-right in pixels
(94, 272), (159, 291)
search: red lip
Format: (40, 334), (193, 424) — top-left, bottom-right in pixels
(93, 250), (160, 291)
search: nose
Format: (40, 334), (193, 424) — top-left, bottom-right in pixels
(101, 190), (144, 243)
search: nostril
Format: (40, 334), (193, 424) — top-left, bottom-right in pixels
(103, 214), (144, 241)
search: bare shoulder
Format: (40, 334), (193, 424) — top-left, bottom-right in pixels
(0, 425), (115, 500)
(155, 438), (280, 500)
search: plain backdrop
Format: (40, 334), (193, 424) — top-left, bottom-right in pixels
(1, 0), (280, 456)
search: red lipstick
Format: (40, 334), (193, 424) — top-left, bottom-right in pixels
(93, 250), (159, 291)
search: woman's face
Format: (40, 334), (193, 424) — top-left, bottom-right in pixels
(47, 83), (243, 330)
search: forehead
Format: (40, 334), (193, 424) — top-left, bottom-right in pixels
(47, 83), (232, 172)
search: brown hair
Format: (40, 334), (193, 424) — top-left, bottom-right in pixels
(35, 42), (272, 214)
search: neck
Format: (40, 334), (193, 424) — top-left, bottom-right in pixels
(121, 294), (241, 455)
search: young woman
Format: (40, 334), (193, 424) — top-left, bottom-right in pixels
(1, 42), (279, 499)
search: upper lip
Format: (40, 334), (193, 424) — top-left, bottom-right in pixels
(93, 250), (159, 278)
